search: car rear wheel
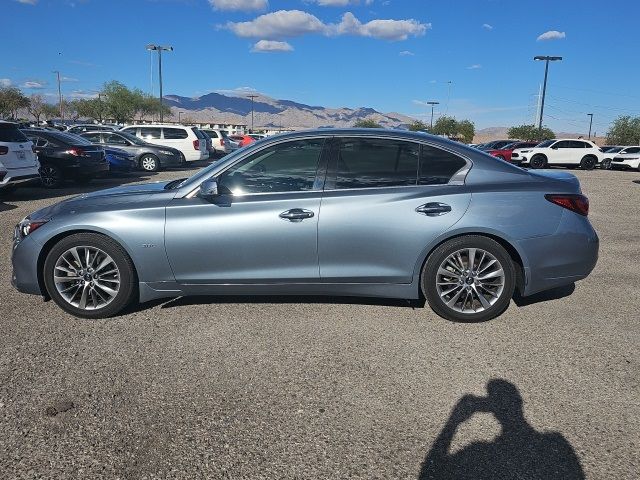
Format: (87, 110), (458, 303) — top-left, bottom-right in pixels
(580, 155), (597, 170)
(422, 235), (516, 322)
(139, 154), (160, 172)
(529, 154), (546, 169)
(43, 233), (138, 319)
(40, 165), (64, 188)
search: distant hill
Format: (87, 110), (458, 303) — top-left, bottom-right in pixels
(163, 92), (415, 129)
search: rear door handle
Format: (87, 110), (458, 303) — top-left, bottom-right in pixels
(279, 208), (315, 221)
(416, 202), (452, 217)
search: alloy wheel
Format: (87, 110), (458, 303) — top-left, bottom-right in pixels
(435, 247), (505, 314)
(53, 246), (121, 310)
(40, 166), (61, 187)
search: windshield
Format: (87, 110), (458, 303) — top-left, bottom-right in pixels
(536, 140), (555, 148)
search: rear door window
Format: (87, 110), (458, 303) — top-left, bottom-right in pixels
(333, 138), (419, 189)
(419, 145), (468, 185)
(139, 127), (162, 140)
(164, 128), (189, 139)
(83, 132), (103, 143)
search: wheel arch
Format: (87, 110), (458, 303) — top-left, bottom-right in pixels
(36, 228), (139, 301)
(414, 229), (528, 297)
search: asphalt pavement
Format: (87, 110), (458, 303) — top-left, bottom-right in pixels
(0, 165), (638, 479)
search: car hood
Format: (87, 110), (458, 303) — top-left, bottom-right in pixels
(28, 181), (173, 220)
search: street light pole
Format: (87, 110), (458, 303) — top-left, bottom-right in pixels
(587, 113), (593, 139)
(247, 94), (258, 133)
(533, 55), (562, 131)
(146, 44), (173, 122)
(53, 70), (63, 121)
(427, 101), (439, 129)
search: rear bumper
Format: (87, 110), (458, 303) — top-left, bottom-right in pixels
(60, 162), (110, 177)
(518, 210), (599, 296)
(0, 165), (41, 188)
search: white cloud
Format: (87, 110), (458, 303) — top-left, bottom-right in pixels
(209, 0), (267, 11)
(252, 40), (294, 52)
(61, 76), (79, 82)
(227, 10), (326, 39)
(0, 78), (12, 87)
(428, 80), (437, 84)
(21, 80), (47, 89)
(16, 0), (38, 4)
(214, 86), (260, 96)
(466, 64), (482, 69)
(399, 50), (414, 56)
(226, 9), (429, 41)
(482, 23), (493, 30)
(537, 30), (566, 41)
(333, 12), (429, 40)
(68, 90), (99, 99)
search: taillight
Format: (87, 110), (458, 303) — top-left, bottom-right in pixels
(545, 194), (589, 216)
(193, 139), (199, 150)
(0, 146), (8, 155)
(220, 138), (225, 146)
(65, 148), (84, 156)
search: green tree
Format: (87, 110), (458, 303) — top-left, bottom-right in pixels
(508, 124), (555, 142)
(408, 120), (430, 132)
(606, 116), (640, 145)
(71, 98), (106, 122)
(102, 81), (139, 123)
(457, 119), (475, 143)
(27, 94), (47, 124)
(353, 119), (383, 128)
(0, 86), (30, 119)
(42, 103), (60, 120)
(432, 116), (458, 137)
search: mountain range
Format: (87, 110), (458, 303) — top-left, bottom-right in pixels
(163, 92), (415, 129)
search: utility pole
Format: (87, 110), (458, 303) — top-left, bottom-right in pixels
(427, 101), (439, 129)
(533, 55), (562, 131)
(248, 94), (258, 133)
(53, 70), (63, 121)
(178, 111), (183, 123)
(445, 81), (452, 114)
(587, 113), (593, 139)
(146, 44), (173, 122)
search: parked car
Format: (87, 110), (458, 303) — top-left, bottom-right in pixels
(609, 146), (640, 171)
(248, 133), (267, 141)
(79, 131), (183, 172)
(225, 136), (241, 152)
(486, 141), (539, 162)
(66, 124), (120, 135)
(22, 129), (109, 188)
(229, 134), (255, 148)
(119, 124), (208, 162)
(11, 129), (599, 322)
(0, 122), (41, 191)
(103, 147), (137, 173)
(511, 139), (602, 169)
(200, 129), (230, 156)
(478, 140), (514, 151)
(600, 146), (625, 170)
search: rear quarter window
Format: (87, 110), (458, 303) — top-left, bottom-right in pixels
(164, 128), (189, 139)
(0, 125), (29, 143)
(419, 145), (468, 185)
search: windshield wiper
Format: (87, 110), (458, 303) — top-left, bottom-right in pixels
(164, 178), (187, 190)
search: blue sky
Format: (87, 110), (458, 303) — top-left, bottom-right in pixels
(2, 0), (639, 134)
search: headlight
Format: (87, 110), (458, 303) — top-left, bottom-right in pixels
(159, 150), (174, 155)
(17, 217), (50, 238)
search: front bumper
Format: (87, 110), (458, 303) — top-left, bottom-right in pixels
(11, 234), (43, 296)
(157, 152), (183, 167)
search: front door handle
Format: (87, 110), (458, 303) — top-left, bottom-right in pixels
(279, 208), (315, 221)
(416, 202), (452, 217)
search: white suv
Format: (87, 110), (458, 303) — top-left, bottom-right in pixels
(120, 124), (208, 162)
(200, 129), (230, 156)
(0, 122), (40, 191)
(511, 139), (602, 170)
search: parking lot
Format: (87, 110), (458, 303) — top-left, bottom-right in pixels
(0, 166), (638, 478)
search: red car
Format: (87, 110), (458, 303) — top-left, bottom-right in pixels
(487, 141), (539, 162)
(229, 134), (255, 148)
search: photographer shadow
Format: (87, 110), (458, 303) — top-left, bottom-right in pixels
(419, 379), (585, 480)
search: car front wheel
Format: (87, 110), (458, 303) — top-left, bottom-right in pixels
(422, 235), (516, 322)
(43, 233), (137, 319)
(139, 154), (160, 172)
(529, 154), (546, 169)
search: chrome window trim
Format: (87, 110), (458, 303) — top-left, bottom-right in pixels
(183, 134), (473, 198)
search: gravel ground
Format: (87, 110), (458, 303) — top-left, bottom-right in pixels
(0, 165), (638, 479)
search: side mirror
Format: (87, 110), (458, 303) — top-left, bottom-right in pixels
(199, 178), (219, 197)
(551, 145), (558, 149)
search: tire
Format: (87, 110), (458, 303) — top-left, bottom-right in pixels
(529, 154), (547, 169)
(580, 155), (597, 170)
(39, 164), (64, 188)
(600, 159), (612, 170)
(496, 155), (506, 161)
(422, 235), (516, 322)
(43, 233), (138, 319)
(139, 154), (160, 172)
